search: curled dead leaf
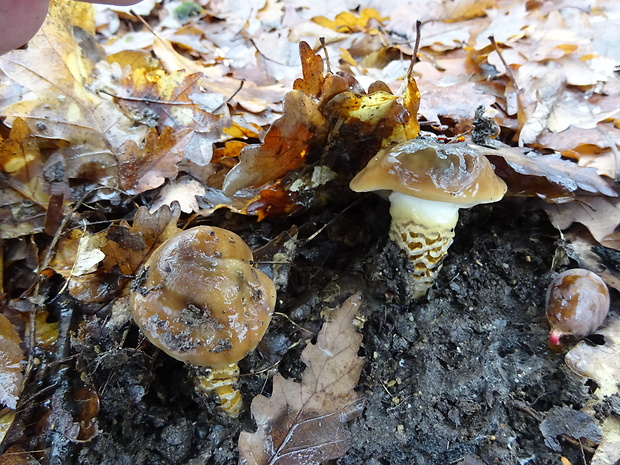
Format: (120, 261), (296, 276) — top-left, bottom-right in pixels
(238, 293), (365, 465)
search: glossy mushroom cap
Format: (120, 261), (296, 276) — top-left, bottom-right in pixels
(546, 269), (610, 349)
(350, 138), (507, 206)
(130, 226), (276, 368)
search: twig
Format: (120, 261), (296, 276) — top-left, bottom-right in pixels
(405, 20), (422, 80)
(213, 79), (245, 113)
(320, 37), (332, 74)
(99, 89), (195, 106)
(489, 35), (519, 91)
(249, 38), (286, 66)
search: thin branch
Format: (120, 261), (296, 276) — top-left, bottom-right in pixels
(489, 35), (519, 91)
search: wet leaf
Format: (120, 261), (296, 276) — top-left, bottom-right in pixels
(539, 406), (601, 452)
(0, 314), (24, 409)
(0, 118), (51, 239)
(484, 145), (617, 200)
(238, 293), (365, 465)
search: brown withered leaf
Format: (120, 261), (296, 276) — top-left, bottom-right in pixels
(222, 91), (329, 195)
(0, 313), (24, 409)
(115, 67), (233, 167)
(483, 144), (617, 201)
(118, 126), (192, 195)
(238, 293), (365, 465)
(545, 197), (620, 246)
(293, 42), (325, 99)
(0, 118), (50, 238)
(46, 204), (180, 303)
(222, 41), (422, 213)
(102, 203), (181, 277)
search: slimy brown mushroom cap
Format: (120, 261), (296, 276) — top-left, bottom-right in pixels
(350, 138), (506, 205)
(130, 226), (276, 368)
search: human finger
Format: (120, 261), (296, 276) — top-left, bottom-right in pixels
(0, 0), (49, 55)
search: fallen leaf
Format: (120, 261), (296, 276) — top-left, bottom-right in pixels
(539, 406), (601, 452)
(484, 145), (617, 200)
(118, 126), (192, 195)
(312, 8), (388, 34)
(544, 197), (620, 245)
(102, 203), (181, 278)
(565, 317), (620, 399)
(565, 317), (620, 465)
(0, 0), (148, 189)
(0, 118), (51, 238)
(0, 314), (24, 409)
(238, 293), (365, 465)
(222, 90), (329, 195)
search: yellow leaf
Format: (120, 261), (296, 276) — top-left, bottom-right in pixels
(312, 8), (388, 33)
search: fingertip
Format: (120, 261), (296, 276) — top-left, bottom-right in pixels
(0, 0), (49, 55)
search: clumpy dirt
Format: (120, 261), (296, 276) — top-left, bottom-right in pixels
(51, 195), (615, 464)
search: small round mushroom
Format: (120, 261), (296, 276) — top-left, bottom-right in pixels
(546, 269), (610, 351)
(350, 137), (507, 299)
(130, 226), (276, 416)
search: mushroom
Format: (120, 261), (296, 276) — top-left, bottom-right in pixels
(130, 226), (276, 416)
(546, 269), (610, 351)
(350, 137), (507, 299)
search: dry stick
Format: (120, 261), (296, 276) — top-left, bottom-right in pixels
(213, 79), (245, 113)
(319, 37), (332, 74)
(247, 37), (287, 66)
(489, 35), (519, 92)
(405, 20), (422, 81)
(98, 89), (195, 105)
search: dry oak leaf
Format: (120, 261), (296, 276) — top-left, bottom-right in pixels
(102, 203), (181, 277)
(312, 8), (388, 34)
(0, 0), (148, 184)
(118, 126), (192, 195)
(0, 313), (25, 410)
(545, 197), (620, 246)
(222, 91), (329, 195)
(115, 67), (232, 167)
(223, 42), (421, 199)
(484, 145), (617, 200)
(238, 293), (365, 465)
(0, 118), (51, 239)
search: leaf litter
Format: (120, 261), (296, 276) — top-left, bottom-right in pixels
(0, 0), (619, 464)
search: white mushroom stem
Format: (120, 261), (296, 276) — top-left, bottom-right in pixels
(388, 192), (462, 299)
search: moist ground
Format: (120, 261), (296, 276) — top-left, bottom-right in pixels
(68, 196), (611, 465)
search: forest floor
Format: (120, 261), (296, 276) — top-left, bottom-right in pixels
(68, 195), (613, 465)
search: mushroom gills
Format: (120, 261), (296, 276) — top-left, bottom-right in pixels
(388, 192), (460, 299)
(195, 363), (242, 417)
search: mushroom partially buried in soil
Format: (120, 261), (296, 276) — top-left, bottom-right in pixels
(130, 226), (276, 416)
(546, 269), (610, 351)
(350, 137), (507, 299)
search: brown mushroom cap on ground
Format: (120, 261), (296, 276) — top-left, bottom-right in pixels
(130, 226), (276, 368)
(350, 138), (507, 206)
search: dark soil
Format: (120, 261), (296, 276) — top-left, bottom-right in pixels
(11, 194), (617, 465)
